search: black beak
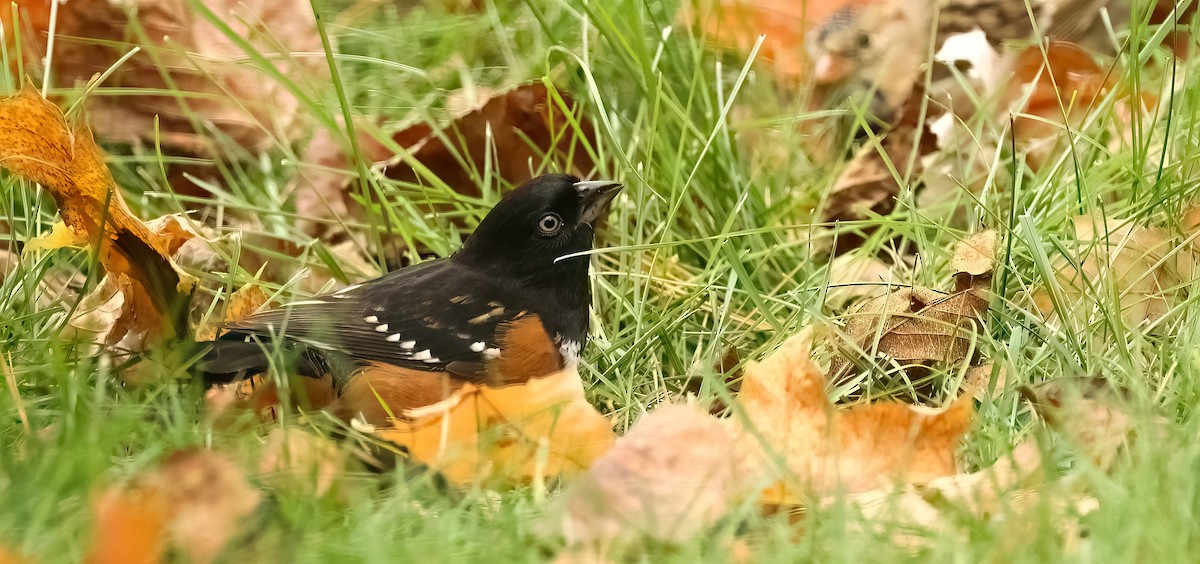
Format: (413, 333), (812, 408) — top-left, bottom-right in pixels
(574, 180), (623, 225)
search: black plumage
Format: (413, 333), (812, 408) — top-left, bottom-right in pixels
(199, 173), (621, 387)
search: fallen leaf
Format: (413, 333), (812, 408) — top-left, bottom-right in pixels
(557, 403), (755, 548)
(1003, 41), (1150, 170)
(821, 84), (939, 255)
(951, 229), (998, 280)
(291, 117), (396, 240)
(3, 0), (328, 161)
(0, 82), (195, 347)
(372, 366), (615, 485)
(293, 83), (599, 241)
(832, 441), (1046, 550)
(87, 450), (262, 564)
(950, 228), (997, 308)
(806, 1), (1120, 120)
(87, 486), (171, 564)
(387, 83), (598, 191)
(0, 546), (32, 564)
(677, 0), (863, 83)
(1031, 215), (1194, 329)
(733, 329), (974, 505)
(829, 286), (988, 399)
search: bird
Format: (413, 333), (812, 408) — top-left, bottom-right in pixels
(198, 173), (623, 426)
(808, 0), (1125, 121)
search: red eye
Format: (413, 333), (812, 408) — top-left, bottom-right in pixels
(537, 213), (563, 236)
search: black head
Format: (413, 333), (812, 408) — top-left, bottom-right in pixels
(455, 174), (622, 287)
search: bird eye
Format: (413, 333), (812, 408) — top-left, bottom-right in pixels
(536, 213), (563, 236)
(856, 33), (870, 48)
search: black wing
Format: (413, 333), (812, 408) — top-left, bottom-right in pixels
(201, 259), (533, 383)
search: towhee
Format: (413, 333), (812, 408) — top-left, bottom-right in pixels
(199, 173), (622, 425)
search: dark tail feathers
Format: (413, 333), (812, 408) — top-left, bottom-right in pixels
(197, 334), (335, 386)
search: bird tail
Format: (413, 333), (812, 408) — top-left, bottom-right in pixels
(196, 335), (272, 386)
(197, 334), (338, 387)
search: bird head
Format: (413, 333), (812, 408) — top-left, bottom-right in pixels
(456, 174), (622, 285)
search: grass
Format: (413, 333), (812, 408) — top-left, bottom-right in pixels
(3, 0), (1200, 561)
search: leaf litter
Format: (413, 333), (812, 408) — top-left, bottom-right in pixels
(0, 1), (1187, 559)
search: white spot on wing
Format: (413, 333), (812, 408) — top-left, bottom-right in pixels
(400, 340), (416, 349)
(374, 324), (389, 332)
(425, 357), (441, 364)
(470, 341), (486, 352)
(386, 333), (401, 342)
(483, 347), (500, 359)
(364, 315), (379, 323)
(411, 349), (432, 361)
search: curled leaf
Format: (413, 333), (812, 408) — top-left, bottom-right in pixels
(830, 286), (988, 398)
(0, 82), (195, 345)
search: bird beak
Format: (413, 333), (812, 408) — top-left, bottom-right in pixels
(575, 180), (623, 225)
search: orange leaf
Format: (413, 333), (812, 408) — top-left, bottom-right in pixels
(86, 450), (261, 564)
(0, 81), (195, 344)
(373, 366), (615, 485)
(734, 329), (974, 505)
(678, 0), (866, 82)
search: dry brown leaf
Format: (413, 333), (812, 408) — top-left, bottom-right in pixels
(293, 83), (598, 241)
(387, 82), (597, 190)
(0, 82), (196, 347)
(87, 487), (170, 564)
(831, 441), (1048, 550)
(822, 86), (939, 255)
(830, 286), (988, 397)
(1031, 215), (1195, 329)
(733, 329), (974, 505)
(4, 0), (327, 162)
(292, 117), (396, 239)
(557, 403), (755, 548)
(87, 450), (261, 564)
(825, 439), (1099, 552)
(372, 366), (615, 485)
(951, 229), (998, 280)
